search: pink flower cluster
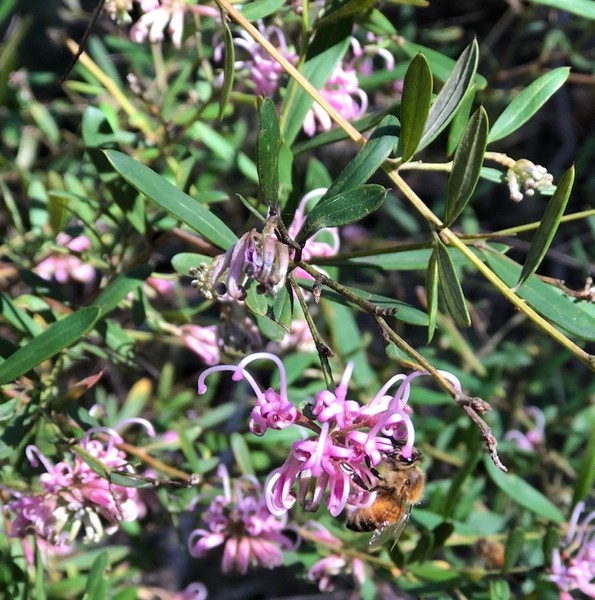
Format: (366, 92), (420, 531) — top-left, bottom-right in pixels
(4, 420), (154, 546)
(34, 233), (95, 286)
(198, 353), (461, 519)
(188, 465), (295, 573)
(549, 502), (595, 598)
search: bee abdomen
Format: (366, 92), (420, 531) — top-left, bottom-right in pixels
(345, 512), (376, 532)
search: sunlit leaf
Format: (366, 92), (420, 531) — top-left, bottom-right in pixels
(400, 53), (432, 162)
(257, 98), (281, 205)
(447, 85), (475, 156)
(315, 0), (376, 26)
(240, 0), (286, 20)
(488, 67), (570, 143)
(517, 165), (574, 287)
(425, 248), (439, 342)
(272, 285), (293, 330)
(218, 15), (235, 120)
(444, 106), (489, 226)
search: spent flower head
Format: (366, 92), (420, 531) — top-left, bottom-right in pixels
(506, 159), (554, 202)
(188, 464), (295, 573)
(198, 353), (461, 518)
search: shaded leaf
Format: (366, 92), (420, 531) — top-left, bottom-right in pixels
(272, 285), (293, 330)
(517, 165), (574, 287)
(218, 16), (235, 120)
(572, 426), (595, 508)
(321, 115), (400, 201)
(489, 579), (510, 600)
(73, 445), (110, 479)
(85, 551), (109, 600)
(419, 39), (479, 150)
(526, 0), (595, 18)
(484, 456), (564, 522)
(103, 150), (237, 249)
(315, 0), (376, 26)
(400, 53), (432, 162)
(436, 240), (471, 327)
(425, 249), (439, 343)
(241, 0), (286, 21)
(447, 85), (475, 156)
(93, 265), (153, 320)
(296, 185), (387, 243)
(503, 527), (525, 573)
(257, 98), (281, 205)
(231, 432), (255, 475)
(0, 306), (99, 386)
(246, 284), (268, 316)
(445, 106), (489, 226)
(488, 67), (570, 143)
(109, 473), (152, 489)
(484, 250), (595, 341)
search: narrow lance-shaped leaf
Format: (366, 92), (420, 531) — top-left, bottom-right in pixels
(217, 14), (235, 120)
(241, 0), (286, 21)
(516, 165), (574, 288)
(419, 39), (479, 150)
(320, 114), (400, 201)
(525, 0), (595, 18)
(256, 98), (281, 206)
(436, 239), (471, 328)
(85, 551), (109, 600)
(488, 67), (570, 143)
(315, 0), (376, 27)
(103, 150), (237, 249)
(400, 53), (432, 162)
(272, 284), (293, 331)
(444, 106), (489, 226)
(0, 306), (99, 387)
(572, 423), (595, 508)
(447, 85), (475, 156)
(296, 184), (387, 243)
(425, 248), (439, 343)
(503, 527), (525, 574)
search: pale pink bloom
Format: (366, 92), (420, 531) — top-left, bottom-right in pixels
(188, 465), (295, 574)
(505, 406), (545, 451)
(275, 319), (315, 353)
(34, 233), (95, 285)
(175, 582), (208, 600)
(198, 353), (462, 519)
(129, 0), (218, 48)
(179, 324), (221, 366)
(308, 553), (366, 592)
(146, 275), (177, 297)
(218, 22), (297, 96)
(549, 502), (595, 598)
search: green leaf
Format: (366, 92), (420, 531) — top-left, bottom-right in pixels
(400, 53), (432, 162)
(103, 150), (237, 249)
(489, 579), (510, 600)
(447, 85), (475, 156)
(171, 252), (212, 276)
(272, 285), (293, 330)
(503, 527), (525, 573)
(218, 16), (235, 120)
(245, 284), (267, 316)
(419, 40), (479, 150)
(282, 20), (351, 145)
(296, 185), (387, 243)
(484, 250), (595, 342)
(240, 0), (286, 20)
(85, 551), (109, 600)
(93, 265), (153, 320)
(572, 425), (595, 508)
(109, 473), (152, 488)
(315, 0), (376, 27)
(484, 456), (564, 523)
(444, 106), (489, 226)
(488, 67), (570, 143)
(0, 306), (99, 386)
(35, 543), (47, 600)
(297, 279), (429, 326)
(425, 249), (439, 343)
(525, 0), (595, 18)
(257, 98), (281, 205)
(255, 313), (286, 342)
(517, 165), (574, 287)
(436, 240), (471, 327)
(0, 293), (43, 336)
(72, 445), (110, 479)
(231, 432), (255, 475)
(320, 115), (400, 200)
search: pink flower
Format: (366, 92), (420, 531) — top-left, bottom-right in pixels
(188, 465), (295, 573)
(549, 502), (595, 598)
(218, 22), (297, 96)
(505, 406), (545, 451)
(129, 0), (218, 48)
(179, 324), (221, 366)
(5, 419), (155, 546)
(34, 233), (95, 286)
(175, 582), (208, 600)
(198, 353), (462, 519)
(190, 215), (290, 302)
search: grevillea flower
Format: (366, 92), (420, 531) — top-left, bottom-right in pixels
(215, 21), (297, 96)
(187, 464), (295, 573)
(505, 406), (545, 451)
(4, 419), (154, 546)
(198, 353), (462, 518)
(179, 324), (221, 366)
(129, 0), (218, 48)
(190, 214), (290, 302)
(175, 582), (208, 600)
(549, 502), (595, 598)
(34, 233), (95, 286)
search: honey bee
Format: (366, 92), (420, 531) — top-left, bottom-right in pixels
(346, 448), (425, 549)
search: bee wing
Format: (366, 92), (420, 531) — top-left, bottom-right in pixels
(369, 503), (412, 550)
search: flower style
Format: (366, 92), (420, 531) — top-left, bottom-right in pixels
(34, 233), (95, 286)
(504, 406), (545, 451)
(188, 464), (295, 573)
(190, 214), (290, 302)
(4, 419), (154, 546)
(549, 501), (595, 598)
(129, 0), (218, 48)
(216, 22), (297, 96)
(198, 352), (461, 518)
